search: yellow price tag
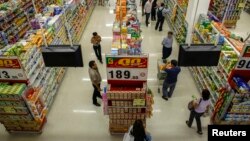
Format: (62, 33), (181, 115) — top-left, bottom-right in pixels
(133, 99), (145, 106)
(238, 3), (245, 8)
(4, 107), (16, 113)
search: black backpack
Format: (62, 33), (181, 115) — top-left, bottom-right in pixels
(157, 8), (164, 19)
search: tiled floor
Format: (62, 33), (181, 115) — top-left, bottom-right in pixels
(0, 1), (249, 141)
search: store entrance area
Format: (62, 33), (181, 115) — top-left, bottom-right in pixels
(0, 0), (249, 141)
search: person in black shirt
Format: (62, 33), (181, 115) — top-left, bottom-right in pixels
(162, 60), (181, 101)
(151, 0), (157, 21)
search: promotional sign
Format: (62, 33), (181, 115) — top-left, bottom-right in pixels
(106, 56), (148, 68)
(106, 55), (148, 81)
(107, 68), (147, 81)
(235, 57), (250, 70)
(228, 45), (250, 87)
(0, 56), (27, 82)
(133, 99), (145, 106)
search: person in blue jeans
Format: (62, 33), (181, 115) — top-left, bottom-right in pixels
(162, 60), (181, 101)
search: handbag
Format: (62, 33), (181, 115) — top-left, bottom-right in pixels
(188, 98), (202, 111)
(123, 132), (134, 141)
(123, 126), (134, 141)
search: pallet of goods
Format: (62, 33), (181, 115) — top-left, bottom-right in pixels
(104, 0), (153, 134)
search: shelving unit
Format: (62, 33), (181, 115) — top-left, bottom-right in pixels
(192, 15), (219, 44)
(0, 83), (46, 133)
(0, 0), (95, 133)
(190, 14), (250, 125)
(209, 0), (247, 28)
(104, 0), (153, 134)
(0, 0), (35, 48)
(106, 83), (148, 133)
(244, 0), (250, 14)
(164, 0), (188, 44)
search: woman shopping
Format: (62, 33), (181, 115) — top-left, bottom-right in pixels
(186, 89), (210, 135)
(123, 119), (152, 141)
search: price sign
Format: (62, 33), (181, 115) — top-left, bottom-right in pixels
(106, 55), (148, 81)
(0, 56), (27, 81)
(107, 68), (147, 81)
(235, 58), (250, 70)
(133, 99), (146, 106)
(238, 3), (245, 8)
(235, 46), (250, 70)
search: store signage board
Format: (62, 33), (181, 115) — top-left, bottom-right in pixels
(235, 45), (250, 70)
(0, 56), (27, 81)
(106, 55), (148, 81)
(107, 68), (147, 80)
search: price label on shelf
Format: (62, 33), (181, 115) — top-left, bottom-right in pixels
(133, 99), (145, 106)
(238, 3), (245, 8)
(107, 68), (147, 81)
(235, 57), (250, 70)
(235, 46), (250, 70)
(0, 56), (27, 81)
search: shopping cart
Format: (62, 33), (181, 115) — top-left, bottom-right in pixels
(157, 59), (167, 94)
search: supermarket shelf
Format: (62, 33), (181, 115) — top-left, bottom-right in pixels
(194, 28), (206, 43)
(218, 62), (230, 76)
(108, 106), (147, 108)
(228, 112), (250, 114)
(224, 38), (241, 56)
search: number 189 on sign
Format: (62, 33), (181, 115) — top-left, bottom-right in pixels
(107, 68), (147, 81)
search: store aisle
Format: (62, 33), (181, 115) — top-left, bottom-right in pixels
(229, 11), (250, 39)
(0, 3), (207, 141)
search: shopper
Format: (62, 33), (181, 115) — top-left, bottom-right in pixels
(144, 0), (152, 27)
(151, 0), (157, 21)
(162, 59), (181, 101)
(98, 0), (104, 6)
(88, 60), (102, 107)
(186, 89), (211, 135)
(141, 0), (147, 16)
(123, 119), (152, 141)
(162, 31), (173, 60)
(91, 32), (103, 64)
(155, 3), (170, 31)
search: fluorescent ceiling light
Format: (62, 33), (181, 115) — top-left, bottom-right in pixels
(105, 23), (113, 27)
(109, 10), (114, 14)
(102, 36), (112, 39)
(82, 78), (107, 82)
(73, 110), (97, 113)
(153, 109), (161, 113)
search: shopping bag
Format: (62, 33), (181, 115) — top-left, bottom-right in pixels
(188, 98), (202, 111)
(123, 132), (134, 141)
(187, 100), (194, 111)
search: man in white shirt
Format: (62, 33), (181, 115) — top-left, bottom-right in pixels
(162, 31), (173, 60)
(144, 0), (152, 27)
(155, 3), (170, 31)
